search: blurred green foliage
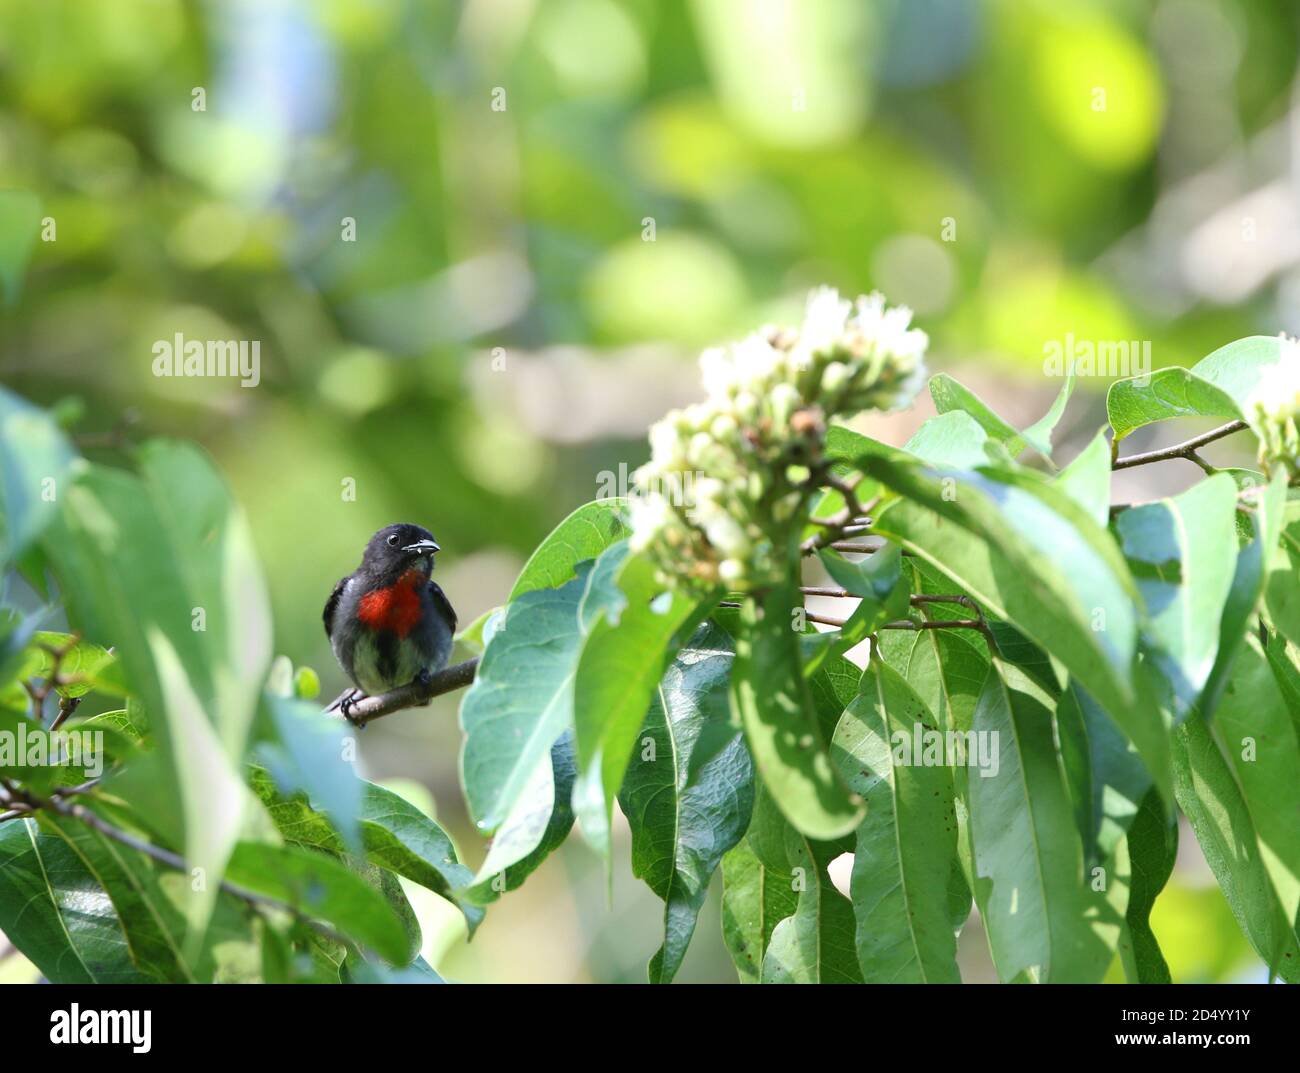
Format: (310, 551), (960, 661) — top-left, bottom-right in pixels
(2, 0), (1297, 982)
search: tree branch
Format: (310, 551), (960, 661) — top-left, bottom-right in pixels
(7, 787), (351, 948)
(324, 657), (480, 728)
(1112, 420), (1246, 471)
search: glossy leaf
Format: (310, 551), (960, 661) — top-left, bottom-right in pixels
(619, 623), (754, 982)
(508, 498), (629, 600)
(730, 583), (864, 841)
(832, 660), (961, 982)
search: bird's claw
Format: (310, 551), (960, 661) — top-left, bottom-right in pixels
(339, 689), (366, 727)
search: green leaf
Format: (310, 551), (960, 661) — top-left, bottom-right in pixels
(804, 542), (908, 672)
(720, 838), (797, 983)
(44, 443), (270, 940)
(929, 373), (1025, 454)
(1205, 470), (1288, 714)
(730, 583), (864, 841)
(39, 811), (260, 983)
(463, 732), (576, 904)
(1118, 788), (1176, 983)
(1115, 473), (1239, 718)
(509, 498), (630, 600)
(258, 694), (362, 853)
(619, 623), (754, 982)
(1212, 635), (1300, 928)
(251, 768), (483, 934)
(224, 842), (412, 966)
(0, 386), (76, 566)
(1108, 336), (1285, 443)
(0, 817), (148, 983)
(572, 552), (711, 858)
(1172, 715), (1300, 981)
(7, 632), (124, 700)
(460, 545), (625, 836)
(903, 411), (991, 469)
(758, 833), (860, 981)
(1055, 429), (1112, 526)
(968, 660), (1121, 982)
(832, 660), (961, 982)
(862, 455), (1169, 800)
(1021, 367), (1077, 459)
(1267, 506), (1300, 650)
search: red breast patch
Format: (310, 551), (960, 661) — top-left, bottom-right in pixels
(357, 568), (424, 637)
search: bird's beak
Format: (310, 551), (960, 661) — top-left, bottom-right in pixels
(402, 539), (440, 555)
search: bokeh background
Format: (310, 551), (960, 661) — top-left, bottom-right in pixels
(2, 0), (1298, 982)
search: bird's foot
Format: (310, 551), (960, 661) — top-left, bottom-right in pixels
(413, 668), (434, 705)
(339, 689), (366, 727)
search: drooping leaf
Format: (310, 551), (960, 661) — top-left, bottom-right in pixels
(1115, 473), (1239, 719)
(720, 838), (797, 983)
(1172, 715), (1300, 981)
(0, 817), (148, 983)
(572, 551), (712, 858)
(862, 454), (1167, 800)
(619, 623), (753, 982)
(1118, 788), (1176, 983)
(223, 842), (412, 966)
(509, 498), (629, 600)
(730, 583), (864, 841)
(460, 545), (625, 837)
(1211, 635), (1300, 928)
(463, 732), (576, 904)
(832, 660), (961, 982)
(903, 410), (991, 469)
(967, 660), (1122, 983)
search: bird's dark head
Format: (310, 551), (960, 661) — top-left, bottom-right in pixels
(360, 523), (441, 582)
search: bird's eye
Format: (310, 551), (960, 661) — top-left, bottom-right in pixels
(386, 534), (399, 547)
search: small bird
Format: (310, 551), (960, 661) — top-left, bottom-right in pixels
(324, 523), (456, 720)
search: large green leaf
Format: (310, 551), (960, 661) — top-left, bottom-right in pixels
(1115, 473), (1239, 718)
(223, 842), (411, 966)
(509, 498), (629, 600)
(1118, 788), (1176, 983)
(460, 545), (625, 837)
(619, 623), (753, 982)
(832, 660), (961, 982)
(0, 817), (148, 983)
(0, 386), (75, 566)
(44, 443), (270, 940)
(720, 838), (797, 983)
(862, 455), (1168, 800)
(1205, 470), (1288, 714)
(903, 410), (991, 469)
(573, 552), (710, 858)
(463, 732), (576, 904)
(1267, 505), (1300, 650)
(1054, 429), (1112, 526)
(252, 767), (483, 934)
(730, 583), (864, 841)
(39, 812), (261, 983)
(1212, 635), (1300, 928)
(1172, 716), (1300, 981)
(748, 792), (860, 983)
(968, 660), (1122, 982)
(1108, 336), (1284, 443)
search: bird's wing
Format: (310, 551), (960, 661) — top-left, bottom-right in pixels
(428, 580), (458, 635)
(323, 576), (348, 639)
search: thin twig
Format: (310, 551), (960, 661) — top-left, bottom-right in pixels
(9, 788), (350, 948)
(324, 658), (480, 728)
(1112, 420), (1246, 471)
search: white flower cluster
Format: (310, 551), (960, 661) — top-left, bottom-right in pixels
(1246, 336), (1300, 475)
(629, 287), (928, 591)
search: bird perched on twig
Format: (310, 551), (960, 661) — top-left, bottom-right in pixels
(323, 523), (456, 722)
